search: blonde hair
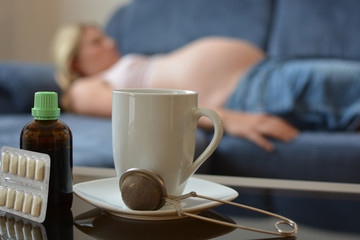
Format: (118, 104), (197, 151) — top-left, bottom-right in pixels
(51, 23), (94, 91)
(51, 23), (98, 111)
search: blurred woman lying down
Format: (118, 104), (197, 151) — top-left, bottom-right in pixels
(52, 23), (298, 152)
(52, 24), (264, 113)
(53, 23), (360, 151)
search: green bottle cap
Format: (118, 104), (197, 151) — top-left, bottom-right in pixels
(32, 92), (61, 120)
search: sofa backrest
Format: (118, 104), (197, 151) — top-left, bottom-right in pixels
(106, 0), (360, 60)
(0, 62), (59, 114)
(268, 0), (360, 60)
(105, 0), (274, 55)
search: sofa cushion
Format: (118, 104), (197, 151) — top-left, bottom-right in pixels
(0, 62), (59, 114)
(0, 114), (211, 171)
(268, 0), (360, 59)
(212, 132), (360, 183)
(105, 0), (274, 55)
(0, 114), (114, 167)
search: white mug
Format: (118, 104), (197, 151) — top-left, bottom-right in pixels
(112, 89), (223, 196)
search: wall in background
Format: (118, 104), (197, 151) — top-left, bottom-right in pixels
(0, 0), (130, 63)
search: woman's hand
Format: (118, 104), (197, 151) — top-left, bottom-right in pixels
(199, 109), (299, 152)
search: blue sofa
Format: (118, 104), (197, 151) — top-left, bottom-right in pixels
(1, 0), (360, 182)
(1, 0), (360, 230)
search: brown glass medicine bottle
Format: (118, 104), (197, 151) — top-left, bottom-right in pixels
(20, 92), (73, 214)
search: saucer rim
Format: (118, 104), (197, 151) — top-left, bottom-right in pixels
(74, 176), (238, 220)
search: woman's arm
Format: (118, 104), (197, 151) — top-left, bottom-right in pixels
(199, 108), (299, 152)
(67, 77), (299, 151)
(68, 77), (113, 117)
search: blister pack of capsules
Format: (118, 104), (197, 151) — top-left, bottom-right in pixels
(0, 146), (50, 223)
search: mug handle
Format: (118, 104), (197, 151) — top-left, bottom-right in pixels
(183, 108), (223, 181)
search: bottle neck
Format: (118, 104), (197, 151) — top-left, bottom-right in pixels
(33, 116), (59, 121)
(34, 119), (58, 125)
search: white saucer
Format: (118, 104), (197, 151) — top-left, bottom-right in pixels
(73, 176), (238, 220)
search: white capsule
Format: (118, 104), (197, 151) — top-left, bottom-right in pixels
(26, 158), (35, 179)
(0, 187), (8, 206)
(18, 155), (27, 177)
(31, 196), (42, 217)
(34, 160), (45, 181)
(14, 191), (24, 212)
(22, 193), (33, 214)
(6, 188), (16, 209)
(1, 152), (10, 173)
(9, 154), (19, 175)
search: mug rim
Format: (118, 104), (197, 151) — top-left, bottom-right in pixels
(113, 88), (197, 96)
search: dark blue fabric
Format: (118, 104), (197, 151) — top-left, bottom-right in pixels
(0, 114), (210, 169)
(268, 0), (360, 59)
(104, 5), (131, 56)
(226, 59), (360, 131)
(213, 132), (360, 183)
(0, 62), (59, 114)
(0, 114), (114, 168)
(105, 0), (273, 55)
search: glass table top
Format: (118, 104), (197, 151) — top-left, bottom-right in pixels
(1, 183), (359, 240)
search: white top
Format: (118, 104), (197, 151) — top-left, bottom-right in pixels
(102, 54), (161, 89)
